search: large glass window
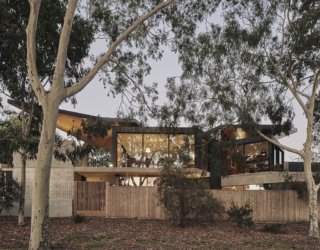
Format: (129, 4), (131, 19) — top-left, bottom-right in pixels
(273, 145), (284, 170)
(116, 132), (195, 168)
(117, 133), (143, 168)
(225, 144), (246, 174)
(169, 134), (195, 168)
(244, 142), (269, 172)
(144, 134), (169, 167)
(224, 141), (269, 174)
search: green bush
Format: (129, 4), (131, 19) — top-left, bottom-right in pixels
(227, 201), (254, 228)
(158, 163), (224, 226)
(73, 214), (85, 223)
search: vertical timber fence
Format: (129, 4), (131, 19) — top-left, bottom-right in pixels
(74, 183), (319, 222)
(74, 181), (106, 216)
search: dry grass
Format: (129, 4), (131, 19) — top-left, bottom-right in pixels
(1, 216), (320, 249)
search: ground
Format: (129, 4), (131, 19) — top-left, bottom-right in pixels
(1, 216), (320, 249)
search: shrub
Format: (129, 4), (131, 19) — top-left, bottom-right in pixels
(227, 201), (254, 228)
(73, 214), (85, 223)
(262, 223), (286, 234)
(158, 163), (224, 226)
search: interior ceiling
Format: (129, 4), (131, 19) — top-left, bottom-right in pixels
(56, 113), (112, 149)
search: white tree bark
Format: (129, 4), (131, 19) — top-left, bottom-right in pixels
(264, 34), (320, 236)
(304, 99), (319, 238)
(29, 104), (59, 249)
(258, 111), (319, 238)
(26, 0), (175, 248)
(305, 155), (319, 237)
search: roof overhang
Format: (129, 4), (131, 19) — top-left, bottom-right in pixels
(7, 99), (139, 149)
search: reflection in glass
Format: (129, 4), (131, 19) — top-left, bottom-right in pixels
(117, 133), (143, 167)
(244, 142), (269, 172)
(144, 134), (169, 167)
(224, 141), (269, 174)
(116, 133), (195, 168)
(169, 134), (195, 168)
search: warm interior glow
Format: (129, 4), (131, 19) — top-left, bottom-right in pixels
(117, 133), (195, 168)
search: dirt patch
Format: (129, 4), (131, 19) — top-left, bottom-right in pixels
(1, 216), (320, 249)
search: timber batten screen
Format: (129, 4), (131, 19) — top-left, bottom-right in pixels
(74, 181), (106, 216)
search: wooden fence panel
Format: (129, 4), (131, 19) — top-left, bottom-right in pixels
(74, 182), (106, 216)
(106, 186), (165, 219)
(74, 184), (320, 222)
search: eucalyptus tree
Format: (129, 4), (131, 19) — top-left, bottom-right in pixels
(163, 0), (320, 237)
(24, 0), (220, 248)
(0, 0), (94, 226)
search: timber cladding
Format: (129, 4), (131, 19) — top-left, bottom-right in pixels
(106, 186), (165, 219)
(74, 181), (106, 217)
(74, 183), (319, 222)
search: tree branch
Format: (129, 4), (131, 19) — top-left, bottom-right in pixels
(109, 58), (156, 116)
(65, 0), (175, 99)
(310, 70), (320, 104)
(26, 0), (46, 102)
(257, 130), (305, 158)
(52, 0), (78, 90)
(264, 49), (308, 114)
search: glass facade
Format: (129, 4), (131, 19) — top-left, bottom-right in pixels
(220, 141), (283, 175)
(116, 132), (195, 168)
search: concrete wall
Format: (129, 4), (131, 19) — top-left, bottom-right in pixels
(3, 152), (74, 217)
(221, 171), (306, 187)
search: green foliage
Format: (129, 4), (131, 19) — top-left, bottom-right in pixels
(73, 214), (85, 223)
(64, 116), (112, 167)
(227, 202), (254, 228)
(158, 162), (224, 226)
(0, 172), (20, 214)
(0, 0), (95, 165)
(262, 223), (286, 234)
(0, 0), (94, 105)
(161, 0), (319, 135)
(0, 115), (39, 164)
(87, 147), (112, 167)
(313, 93), (320, 161)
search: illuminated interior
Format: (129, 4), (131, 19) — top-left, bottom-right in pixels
(220, 128), (249, 141)
(225, 141), (269, 174)
(117, 133), (195, 168)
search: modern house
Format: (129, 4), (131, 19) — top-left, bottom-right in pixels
(2, 104), (311, 217)
(54, 109), (207, 183)
(54, 109), (295, 188)
(3, 103), (301, 189)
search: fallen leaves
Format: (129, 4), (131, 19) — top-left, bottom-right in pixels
(0, 216), (320, 249)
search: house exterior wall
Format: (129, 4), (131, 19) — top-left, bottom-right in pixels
(2, 152), (74, 217)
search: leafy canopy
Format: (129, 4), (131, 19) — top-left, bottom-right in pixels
(161, 0), (319, 135)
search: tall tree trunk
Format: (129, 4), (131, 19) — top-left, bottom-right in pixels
(304, 156), (319, 238)
(18, 152), (27, 226)
(305, 111), (320, 238)
(18, 100), (34, 226)
(29, 105), (59, 250)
